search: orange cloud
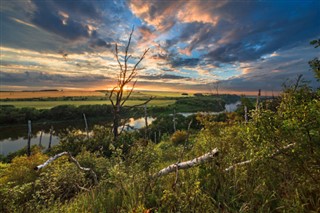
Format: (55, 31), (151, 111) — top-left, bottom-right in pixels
(177, 1), (225, 25)
(130, 0), (225, 32)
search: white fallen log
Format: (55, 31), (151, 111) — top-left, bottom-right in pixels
(225, 143), (295, 172)
(153, 148), (219, 178)
(35, 152), (98, 185)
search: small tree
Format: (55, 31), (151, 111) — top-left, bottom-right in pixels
(309, 39), (320, 80)
(109, 27), (151, 140)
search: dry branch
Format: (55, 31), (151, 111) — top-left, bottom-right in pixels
(35, 152), (98, 185)
(153, 148), (219, 178)
(225, 143), (295, 172)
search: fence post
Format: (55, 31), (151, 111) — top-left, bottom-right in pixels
(83, 113), (89, 138)
(48, 126), (53, 150)
(173, 109), (177, 132)
(144, 104), (149, 140)
(27, 120), (32, 156)
(39, 130), (43, 147)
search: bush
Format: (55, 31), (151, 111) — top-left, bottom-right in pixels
(171, 130), (188, 145)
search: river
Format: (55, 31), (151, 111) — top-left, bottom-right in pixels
(0, 102), (240, 156)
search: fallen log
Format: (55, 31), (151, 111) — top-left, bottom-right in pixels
(35, 152), (98, 185)
(153, 148), (219, 178)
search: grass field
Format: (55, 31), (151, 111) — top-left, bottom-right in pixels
(0, 99), (176, 109)
(0, 90), (186, 109)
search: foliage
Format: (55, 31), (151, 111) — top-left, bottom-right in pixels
(173, 96), (225, 112)
(0, 147), (47, 212)
(0, 104), (113, 125)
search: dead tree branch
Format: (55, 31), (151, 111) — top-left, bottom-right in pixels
(35, 152), (98, 185)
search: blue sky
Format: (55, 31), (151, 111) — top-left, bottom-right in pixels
(1, 0), (319, 94)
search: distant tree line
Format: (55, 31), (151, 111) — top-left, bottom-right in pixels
(0, 105), (118, 125)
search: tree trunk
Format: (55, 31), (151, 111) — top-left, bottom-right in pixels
(113, 110), (120, 140)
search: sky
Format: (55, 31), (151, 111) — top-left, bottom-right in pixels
(0, 0), (319, 94)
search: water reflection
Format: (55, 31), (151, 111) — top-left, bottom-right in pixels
(0, 117), (155, 156)
(120, 117), (156, 131)
(0, 131), (59, 156)
(178, 101), (241, 117)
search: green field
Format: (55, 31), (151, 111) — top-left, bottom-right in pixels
(0, 99), (176, 109)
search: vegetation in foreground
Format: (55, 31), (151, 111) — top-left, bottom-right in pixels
(0, 76), (319, 212)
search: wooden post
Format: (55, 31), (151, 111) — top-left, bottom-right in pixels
(173, 109), (177, 132)
(39, 130), (43, 147)
(144, 104), (149, 140)
(256, 89), (261, 111)
(83, 113), (89, 138)
(48, 126), (53, 150)
(244, 105), (248, 123)
(154, 132), (157, 143)
(27, 120), (32, 156)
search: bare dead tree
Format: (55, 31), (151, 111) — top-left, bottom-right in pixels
(109, 27), (151, 140)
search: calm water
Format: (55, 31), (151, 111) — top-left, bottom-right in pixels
(0, 117), (155, 156)
(178, 101), (241, 117)
(0, 102), (238, 156)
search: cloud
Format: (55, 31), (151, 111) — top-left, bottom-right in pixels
(129, 0), (180, 32)
(130, 0), (320, 65)
(89, 38), (112, 49)
(1, 71), (110, 83)
(171, 58), (200, 68)
(30, 0), (106, 42)
(139, 74), (189, 80)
